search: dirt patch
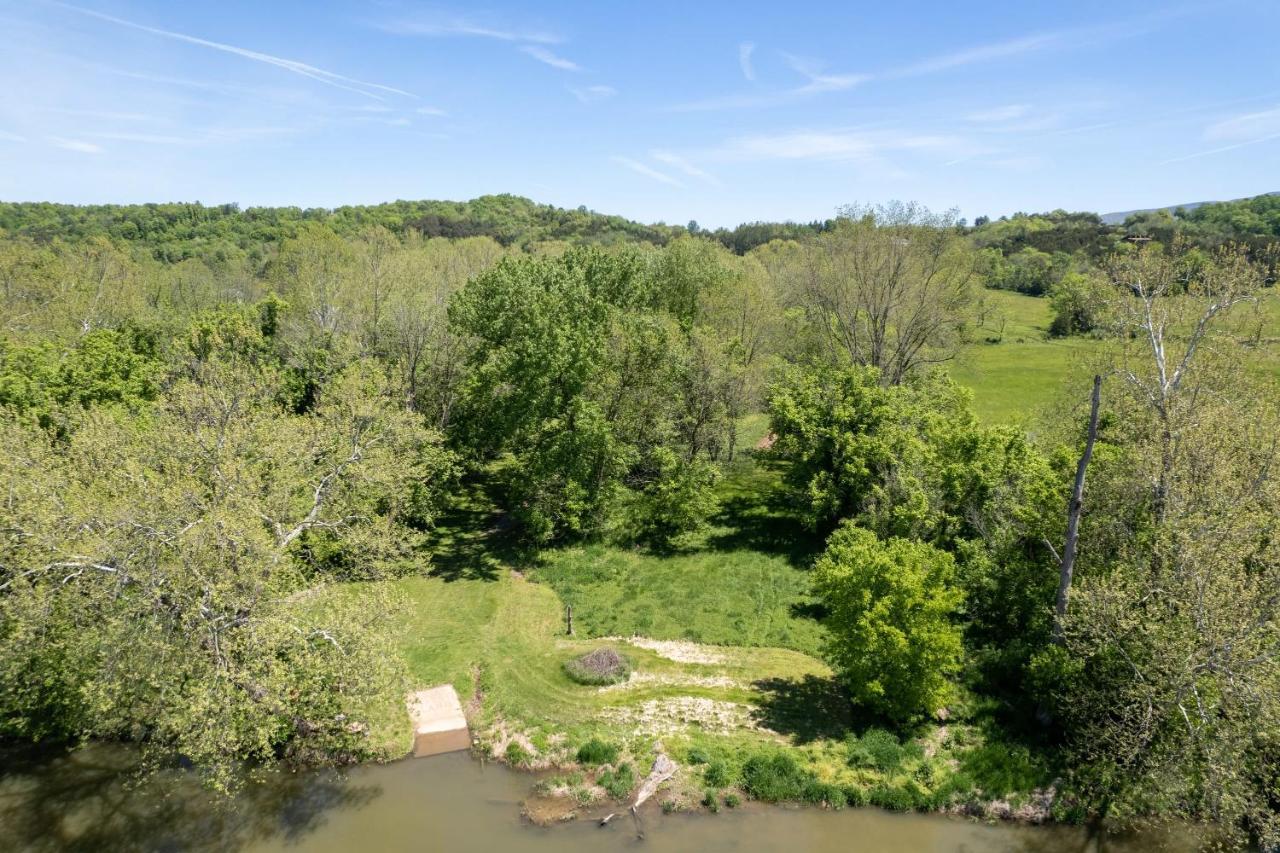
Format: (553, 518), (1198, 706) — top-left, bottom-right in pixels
(608, 637), (729, 665)
(521, 795), (581, 826)
(754, 432), (777, 450)
(596, 671), (741, 693)
(602, 697), (772, 737)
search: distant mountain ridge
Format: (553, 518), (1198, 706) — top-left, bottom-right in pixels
(1101, 192), (1280, 225)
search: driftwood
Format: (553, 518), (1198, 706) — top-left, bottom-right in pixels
(599, 813), (616, 826)
(631, 753), (677, 813)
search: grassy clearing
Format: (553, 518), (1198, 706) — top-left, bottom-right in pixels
(321, 447), (1055, 819)
(956, 289), (1280, 423)
(954, 290), (1096, 424)
(534, 458), (827, 656)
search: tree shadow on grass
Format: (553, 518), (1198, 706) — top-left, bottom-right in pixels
(704, 475), (825, 568)
(422, 479), (533, 583)
(750, 674), (854, 744)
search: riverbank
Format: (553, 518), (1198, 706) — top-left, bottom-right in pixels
(2, 744), (1189, 853)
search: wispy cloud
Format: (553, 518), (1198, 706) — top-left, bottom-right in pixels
(0, 130), (27, 143)
(570, 85), (616, 103)
(651, 150), (721, 186)
(611, 156), (683, 188)
(521, 45), (581, 72)
(710, 128), (966, 163)
(673, 10), (1184, 114)
(780, 53), (867, 95)
(1154, 103), (1280, 164)
(52, 1), (415, 101)
(883, 33), (1060, 79)
(1159, 131), (1280, 165)
(966, 104), (1032, 123)
(738, 42), (756, 81)
(44, 107), (166, 122)
(416, 106), (449, 117)
(79, 126), (305, 147)
(376, 11), (559, 44)
(672, 53), (866, 112)
(49, 136), (102, 154)
(1204, 105), (1280, 142)
(87, 131), (192, 145)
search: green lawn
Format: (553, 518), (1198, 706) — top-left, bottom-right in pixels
(953, 288), (1280, 423)
(533, 460), (827, 657)
(952, 290), (1098, 423)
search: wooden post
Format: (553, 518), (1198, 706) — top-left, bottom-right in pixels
(1054, 374), (1102, 645)
(566, 603), (574, 636)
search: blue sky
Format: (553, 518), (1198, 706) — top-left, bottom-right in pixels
(0, 0), (1277, 227)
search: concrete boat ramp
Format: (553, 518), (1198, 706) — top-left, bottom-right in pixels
(407, 686), (471, 757)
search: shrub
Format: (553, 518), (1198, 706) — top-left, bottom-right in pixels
(803, 780), (848, 809)
(959, 742), (1048, 796)
(814, 524), (964, 723)
(576, 738), (620, 765)
(597, 761), (635, 799)
(703, 760), (731, 787)
(869, 782), (920, 811)
(741, 751), (811, 802)
(686, 746), (711, 765)
(1048, 272), (1103, 337)
(842, 785), (866, 807)
(848, 728), (904, 772)
(702, 789), (720, 812)
(563, 648), (632, 686)
(723, 792), (741, 808)
(626, 448), (720, 546)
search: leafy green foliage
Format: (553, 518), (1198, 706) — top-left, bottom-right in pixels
(451, 248), (726, 542)
(597, 762), (635, 799)
(740, 750), (812, 802)
(814, 524), (963, 722)
(623, 449), (720, 546)
(0, 354), (451, 785)
(703, 760), (732, 787)
(847, 728), (907, 772)
(1048, 272), (1104, 337)
(767, 363), (1046, 546)
(575, 738), (620, 766)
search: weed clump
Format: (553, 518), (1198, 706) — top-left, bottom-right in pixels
(563, 647), (632, 686)
(505, 741), (532, 767)
(703, 760), (732, 788)
(576, 737), (620, 765)
(597, 761), (635, 798)
(847, 728), (906, 771)
(741, 751), (811, 802)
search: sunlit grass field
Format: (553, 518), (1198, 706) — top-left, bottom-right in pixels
(954, 289), (1280, 423)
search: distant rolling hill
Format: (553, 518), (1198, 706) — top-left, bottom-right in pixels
(1101, 191), (1280, 225)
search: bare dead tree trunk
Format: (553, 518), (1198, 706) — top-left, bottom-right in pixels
(1054, 374), (1102, 645)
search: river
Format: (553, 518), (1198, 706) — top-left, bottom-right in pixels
(0, 744), (1198, 852)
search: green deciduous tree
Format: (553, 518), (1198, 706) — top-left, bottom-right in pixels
(813, 523), (963, 723)
(450, 248), (718, 542)
(0, 355), (453, 786)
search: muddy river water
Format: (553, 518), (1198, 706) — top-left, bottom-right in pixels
(0, 745), (1199, 852)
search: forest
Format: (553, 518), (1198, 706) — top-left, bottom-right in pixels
(2, 192), (1280, 846)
